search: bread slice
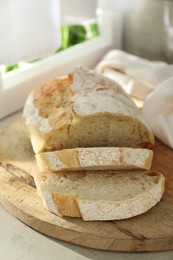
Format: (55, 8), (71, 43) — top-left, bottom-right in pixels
(35, 147), (153, 172)
(34, 170), (165, 221)
(23, 66), (154, 154)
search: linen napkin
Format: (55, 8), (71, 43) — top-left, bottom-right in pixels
(95, 50), (173, 149)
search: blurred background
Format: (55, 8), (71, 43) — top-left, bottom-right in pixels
(1, 0), (173, 119)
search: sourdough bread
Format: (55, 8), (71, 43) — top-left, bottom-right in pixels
(23, 66), (154, 153)
(34, 170), (165, 221)
(36, 147), (153, 172)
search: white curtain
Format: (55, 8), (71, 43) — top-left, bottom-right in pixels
(0, 0), (61, 64)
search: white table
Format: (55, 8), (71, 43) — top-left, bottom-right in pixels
(0, 111), (173, 260)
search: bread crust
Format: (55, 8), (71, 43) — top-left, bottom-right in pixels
(36, 147), (153, 172)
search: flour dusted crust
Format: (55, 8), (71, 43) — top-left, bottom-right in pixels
(36, 147), (153, 172)
(34, 170), (165, 221)
(71, 67), (137, 116)
(23, 66), (155, 153)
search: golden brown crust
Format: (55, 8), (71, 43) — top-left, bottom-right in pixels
(51, 193), (81, 217)
(58, 149), (80, 168)
(33, 75), (74, 129)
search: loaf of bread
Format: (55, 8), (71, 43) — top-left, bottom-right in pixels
(22, 66), (163, 222)
(36, 147), (153, 172)
(34, 170), (165, 221)
(23, 66), (154, 154)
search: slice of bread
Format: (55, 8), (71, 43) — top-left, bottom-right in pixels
(23, 66), (154, 154)
(34, 170), (165, 221)
(35, 147), (153, 172)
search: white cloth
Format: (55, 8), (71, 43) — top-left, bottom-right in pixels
(95, 50), (173, 149)
(143, 79), (173, 149)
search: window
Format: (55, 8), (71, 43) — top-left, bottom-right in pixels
(0, 8), (114, 120)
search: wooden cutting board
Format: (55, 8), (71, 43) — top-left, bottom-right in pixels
(0, 120), (173, 252)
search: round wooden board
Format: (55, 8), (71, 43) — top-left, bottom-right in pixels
(0, 120), (173, 252)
